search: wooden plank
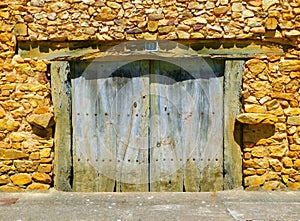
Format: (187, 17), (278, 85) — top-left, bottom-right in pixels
(114, 60), (149, 192)
(19, 40), (287, 61)
(179, 79), (208, 192)
(72, 62), (120, 192)
(150, 61), (183, 192)
(223, 60), (244, 190)
(51, 61), (72, 191)
(199, 77), (224, 191)
(72, 72), (98, 192)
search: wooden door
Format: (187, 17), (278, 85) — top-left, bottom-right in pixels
(72, 59), (224, 192)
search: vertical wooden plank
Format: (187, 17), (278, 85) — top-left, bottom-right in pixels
(72, 65), (98, 192)
(178, 58), (224, 192)
(72, 61), (120, 192)
(150, 60), (183, 192)
(180, 79), (209, 192)
(51, 61), (72, 191)
(199, 77), (224, 191)
(223, 60), (244, 190)
(115, 60), (149, 192)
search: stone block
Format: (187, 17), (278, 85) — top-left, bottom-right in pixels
(244, 175), (265, 186)
(0, 175), (9, 184)
(0, 149), (27, 160)
(236, 113), (277, 124)
(11, 173), (32, 185)
(269, 159), (282, 172)
(0, 185), (25, 192)
(40, 148), (51, 158)
(279, 60), (300, 72)
(32, 172), (52, 184)
(262, 181), (280, 190)
(246, 59), (267, 74)
(269, 145), (287, 157)
(13, 23), (28, 36)
(287, 116), (300, 125)
(27, 113), (54, 129)
(27, 183), (50, 191)
(38, 164), (52, 173)
(287, 182), (300, 190)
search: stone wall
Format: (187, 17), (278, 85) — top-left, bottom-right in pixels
(238, 51), (300, 190)
(0, 0), (299, 191)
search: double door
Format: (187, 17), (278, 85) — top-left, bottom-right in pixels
(72, 59), (224, 192)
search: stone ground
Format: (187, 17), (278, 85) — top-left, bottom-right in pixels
(0, 189), (300, 221)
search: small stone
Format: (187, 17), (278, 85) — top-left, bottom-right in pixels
(13, 23), (28, 36)
(271, 92), (294, 101)
(265, 18), (278, 30)
(232, 2), (243, 11)
(47, 13), (57, 21)
(262, 181), (280, 190)
(244, 168), (256, 176)
(0, 175), (9, 184)
(0, 11), (10, 19)
(190, 33), (205, 39)
(95, 7), (116, 21)
(284, 108), (300, 116)
(205, 1), (215, 9)
(40, 148), (51, 158)
(126, 27), (142, 34)
(148, 14), (164, 21)
(243, 10), (254, 18)
(287, 182), (300, 190)
(107, 2), (121, 9)
(147, 21), (158, 32)
(38, 164), (52, 173)
(10, 132), (26, 142)
(14, 160), (34, 172)
(11, 173), (32, 185)
(244, 175), (265, 186)
(177, 30), (190, 39)
(236, 113), (277, 124)
(294, 159), (300, 169)
(246, 59), (266, 74)
(251, 146), (267, 158)
(188, 2), (201, 9)
(0, 185), (24, 192)
(27, 183), (50, 191)
(27, 113), (54, 129)
(158, 26), (175, 34)
(269, 145), (287, 157)
(290, 144), (300, 151)
(244, 104), (266, 113)
(282, 157), (293, 168)
(213, 6), (229, 16)
(262, 0), (278, 11)
(279, 60), (300, 72)
(269, 159), (282, 171)
(32, 172), (52, 184)
(30, 0), (45, 7)
(250, 27), (266, 34)
(248, 0), (262, 7)
(287, 117), (300, 126)
(0, 149), (27, 160)
(266, 100), (280, 111)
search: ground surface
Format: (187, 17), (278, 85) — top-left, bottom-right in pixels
(0, 189), (300, 221)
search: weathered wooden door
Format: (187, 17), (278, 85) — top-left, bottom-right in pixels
(72, 59), (224, 192)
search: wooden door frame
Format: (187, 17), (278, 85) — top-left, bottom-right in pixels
(51, 58), (244, 191)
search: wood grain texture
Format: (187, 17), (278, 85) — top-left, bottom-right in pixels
(51, 61), (72, 191)
(72, 59), (225, 192)
(223, 60), (244, 190)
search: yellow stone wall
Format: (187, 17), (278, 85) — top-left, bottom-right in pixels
(0, 0), (299, 191)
